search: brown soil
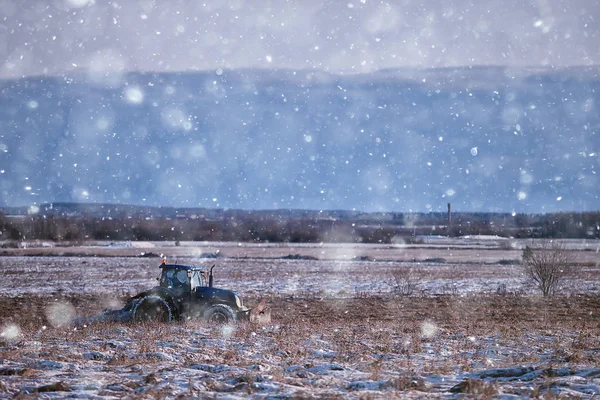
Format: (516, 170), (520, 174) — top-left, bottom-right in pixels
(2, 293), (599, 333)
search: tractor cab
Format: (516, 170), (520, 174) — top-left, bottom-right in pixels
(159, 262), (210, 294)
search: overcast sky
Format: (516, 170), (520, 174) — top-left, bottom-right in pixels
(1, 0), (599, 79)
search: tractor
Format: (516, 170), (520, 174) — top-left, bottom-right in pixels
(98, 261), (270, 324)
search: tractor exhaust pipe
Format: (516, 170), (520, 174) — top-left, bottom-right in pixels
(209, 265), (215, 288)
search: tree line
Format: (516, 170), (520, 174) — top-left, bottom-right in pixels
(1, 211), (599, 244)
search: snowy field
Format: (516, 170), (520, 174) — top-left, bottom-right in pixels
(1, 240), (600, 398)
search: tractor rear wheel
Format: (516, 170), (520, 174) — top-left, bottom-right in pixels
(203, 304), (237, 324)
(133, 295), (173, 323)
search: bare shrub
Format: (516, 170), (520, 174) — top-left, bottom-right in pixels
(440, 281), (459, 296)
(390, 268), (419, 296)
(522, 241), (573, 296)
(353, 288), (374, 298)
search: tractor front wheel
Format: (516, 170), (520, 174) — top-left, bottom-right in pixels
(203, 304), (237, 324)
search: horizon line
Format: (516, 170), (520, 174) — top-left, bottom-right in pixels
(2, 63), (600, 82)
(2, 201), (599, 216)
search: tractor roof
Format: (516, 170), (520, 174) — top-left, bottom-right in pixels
(159, 264), (206, 272)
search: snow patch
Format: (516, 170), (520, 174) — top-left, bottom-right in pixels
(108, 241), (155, 248)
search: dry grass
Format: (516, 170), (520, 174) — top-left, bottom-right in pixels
(1, 244), (599, 398)
(2, 299), (599, 397)
(2, 241), (599, 265)
(2, 292), (600, 337)
(450, 378), (498, 397)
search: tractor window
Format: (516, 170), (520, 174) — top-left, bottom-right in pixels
(160, 269), (189, 290)
(174, 270), (189, 286)
(160, 270), (175, 287)
(190, 271), (202, 290)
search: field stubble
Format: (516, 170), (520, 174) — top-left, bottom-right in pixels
(1, 241), (600, 398)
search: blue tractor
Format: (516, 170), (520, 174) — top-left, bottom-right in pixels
(100, 261), (269, 324)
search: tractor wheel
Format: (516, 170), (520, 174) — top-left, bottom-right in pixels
(132, 295), (173, 323)
(203, 304), (237, 324)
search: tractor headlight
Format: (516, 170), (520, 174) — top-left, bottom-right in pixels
(235, 295), (242, 308)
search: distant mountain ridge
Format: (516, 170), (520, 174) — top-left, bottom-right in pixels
(1, 66), (599, 212)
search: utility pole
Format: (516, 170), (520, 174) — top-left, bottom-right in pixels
(447, 203), (452, 237)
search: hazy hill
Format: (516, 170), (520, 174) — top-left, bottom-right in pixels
(1, 66), (599, 213)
